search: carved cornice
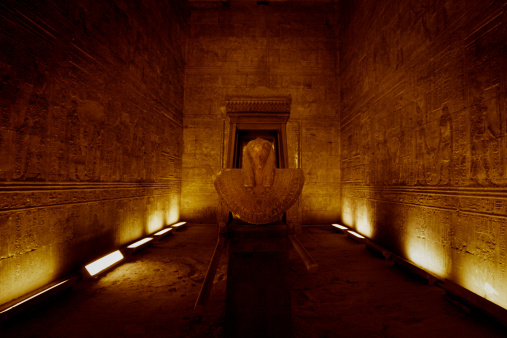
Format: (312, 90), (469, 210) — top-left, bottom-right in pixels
(225, 96), (292, 114)
(0, 182), (179, 212)
(341, 184), (507, 198)
(341, 185), (507, 218)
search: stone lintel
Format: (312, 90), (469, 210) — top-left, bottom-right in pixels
(225, 95), (292, 115)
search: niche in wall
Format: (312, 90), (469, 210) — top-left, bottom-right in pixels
(225, 94), (292, 170)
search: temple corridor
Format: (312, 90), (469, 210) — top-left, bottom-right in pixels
(1, 0), (507, 335)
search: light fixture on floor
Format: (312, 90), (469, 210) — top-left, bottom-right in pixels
(153, 227), (173, 240)
(332, 223), (348, 233)
(82, 250), (124, 279)
(347, 230), (365, 243)
(125, 237), (153, 254)
(171, 221), (187, 230)
(0, 277), (78, 322)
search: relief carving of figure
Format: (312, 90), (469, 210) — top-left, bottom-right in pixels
(470, 96), (500, 185)
(415, 115), (428, 185)
(437, 106), (452, 185)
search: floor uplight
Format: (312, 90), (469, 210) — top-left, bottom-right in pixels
(347, 230), (366, 243)
(127, 237), (153, 249)
(0, 277), (77, 322)
(1, 280), (67, 314)
(153, 227), (174, 241)
(83, 250), (124, 278)
(332, 223), (348, 231)
(347, 230), (365, 239)
(125, 237), (154, 255)
(172, 221), (187, 230)
(154, 228), (173, 236)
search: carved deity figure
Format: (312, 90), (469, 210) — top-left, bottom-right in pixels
(213, 137), (304, 224)
(470, 96), (501, 185)
(242, 137), (276, 188)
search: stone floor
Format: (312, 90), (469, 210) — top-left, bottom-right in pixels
(1, 224), (506, 337)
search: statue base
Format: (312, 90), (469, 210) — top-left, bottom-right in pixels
(214, 168), (304, 224)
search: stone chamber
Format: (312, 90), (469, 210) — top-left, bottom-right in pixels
(0, 0), (506, 336)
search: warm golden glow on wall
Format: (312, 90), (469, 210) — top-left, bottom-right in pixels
(165, 199), (180, 226)
(484, 282), (499, 298)
(404, 213), (448, 279)
(147, 211), (164, 234)
(342, 197), (354, 226)
(355, 203), (373, 238)
(340, 196), (374, 239)
(342, 194), (507, 311)
(454, 257), (506, 309)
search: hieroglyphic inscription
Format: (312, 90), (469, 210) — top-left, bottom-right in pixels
(0, 0), (187, 307)
(500, 220), (506, 285)
(0, 183), (178, 211)
(339, 0), (507, 308)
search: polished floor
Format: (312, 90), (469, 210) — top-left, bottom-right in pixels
(1, 224), (506, 337)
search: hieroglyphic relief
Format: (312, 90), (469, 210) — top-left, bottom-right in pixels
(465, 9), (505, 186)
(0, 0), (186, 307)
(343, 100), (457, 188)
(1, 88), (182, 183)
(500, 220), (507, 289)
(341, 4), (507, 189)
(452, 109), (469, 186)
(340, 0), (507, 309)
(469, 85), (503, 186)
(342, 74), (507, 188)
(472, 215), (497, 261)
(436, 107), (452, 185)
(0, 183), (178, 211)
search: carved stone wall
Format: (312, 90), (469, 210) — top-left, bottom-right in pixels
(182, 1), (340, 224)
(0, 0), (186, 305)
(340, 0), (507, 309)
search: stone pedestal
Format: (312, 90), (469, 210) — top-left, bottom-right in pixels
(225, 220), (292, 338)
